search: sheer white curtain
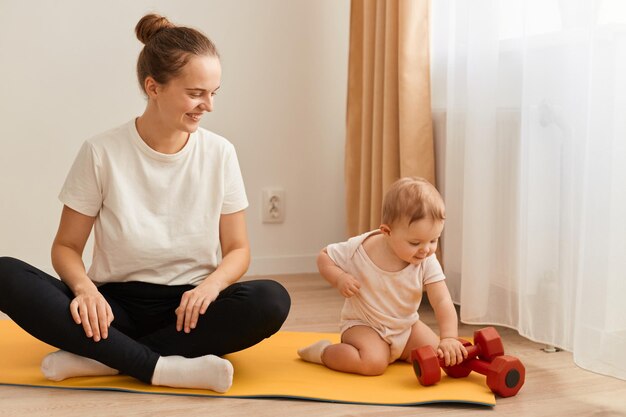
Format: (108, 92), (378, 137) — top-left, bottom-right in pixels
(431, 0), (626, 380)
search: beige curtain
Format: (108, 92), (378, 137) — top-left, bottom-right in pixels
(345, 0), (434, 236)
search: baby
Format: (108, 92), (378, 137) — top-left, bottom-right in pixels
(298, 177), (467, 375)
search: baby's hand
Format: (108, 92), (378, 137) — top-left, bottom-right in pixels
(336, 272), (361, 298)
(437, 337), (468, 366)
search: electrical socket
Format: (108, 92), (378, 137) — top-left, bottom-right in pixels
(262, 188), (285, 223)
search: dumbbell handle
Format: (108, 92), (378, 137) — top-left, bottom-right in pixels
(435, 341), (481, 367)
(460, 357), (491, 374)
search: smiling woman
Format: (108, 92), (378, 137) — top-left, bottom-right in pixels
(137, 55), (222, 153)
(135, 14), (223, 153)
(0, 13), (290, 394)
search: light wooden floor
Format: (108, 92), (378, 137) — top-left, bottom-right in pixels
(1, 273), (625, 417)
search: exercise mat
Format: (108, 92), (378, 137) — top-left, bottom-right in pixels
(0, 320), (495, 406)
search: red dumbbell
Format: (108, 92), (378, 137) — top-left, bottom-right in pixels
(411, 327), (525, 397)
(412, 327), (505, 385)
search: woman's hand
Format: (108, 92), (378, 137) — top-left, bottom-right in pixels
(69, 289), (114, 342)
(437, 337), (468, 366)
(176, 280), (221, 333)
(337, 272), (361, 298)
(53, 206), (112, 341)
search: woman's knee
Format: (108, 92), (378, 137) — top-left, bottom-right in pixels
(248, 280), (291, 328)
(0, 257), (28, 286)
(0, 256), (24, 273)
(0, 257), (29, 305)
(0, 257), (68, 301)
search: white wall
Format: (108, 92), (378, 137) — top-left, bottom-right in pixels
(0, 0), (349, 276)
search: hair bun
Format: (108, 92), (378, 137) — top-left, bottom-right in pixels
(135, 13), (175, 44)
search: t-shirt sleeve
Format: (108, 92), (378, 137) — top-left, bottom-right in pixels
(58, 141), (102, 217)
(423, 254), (446, 285)
(325, 232), (372, 271)
(325, 239), (355, 271)
(326, 235), (365, 271)
(221, 144), (249, 214)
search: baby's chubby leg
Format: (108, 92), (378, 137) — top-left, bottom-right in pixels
(398, 319), (440, 362)
(321, 325), (390, 376)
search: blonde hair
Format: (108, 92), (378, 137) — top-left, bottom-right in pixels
(381, 177), (445, 226)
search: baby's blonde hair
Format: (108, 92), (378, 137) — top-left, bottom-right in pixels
(381, 177), (445, 226)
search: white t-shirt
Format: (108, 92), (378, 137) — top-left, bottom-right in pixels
(326, 230), (446, 336)
(59, 120), (248, 286)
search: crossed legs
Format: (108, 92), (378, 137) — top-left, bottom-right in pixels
(0, 257), (290, 392)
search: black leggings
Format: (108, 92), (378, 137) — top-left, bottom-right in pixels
(0, 257), (290, 384)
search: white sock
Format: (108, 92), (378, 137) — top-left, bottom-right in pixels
(151, 355), (234, 393)
(41, 350), (119, 381)
(297, 340), (332, 364)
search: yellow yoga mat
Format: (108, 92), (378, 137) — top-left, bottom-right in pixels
(0, 320), (495, 406)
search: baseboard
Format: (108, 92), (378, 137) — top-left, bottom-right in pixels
(248, 254), (318, 276)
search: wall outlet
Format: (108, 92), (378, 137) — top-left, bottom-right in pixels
(262, 188), (285, 223)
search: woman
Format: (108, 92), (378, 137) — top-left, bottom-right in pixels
(0, 13), (290, 393)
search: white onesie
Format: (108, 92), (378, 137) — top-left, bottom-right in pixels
(326, 230), (445, 362)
